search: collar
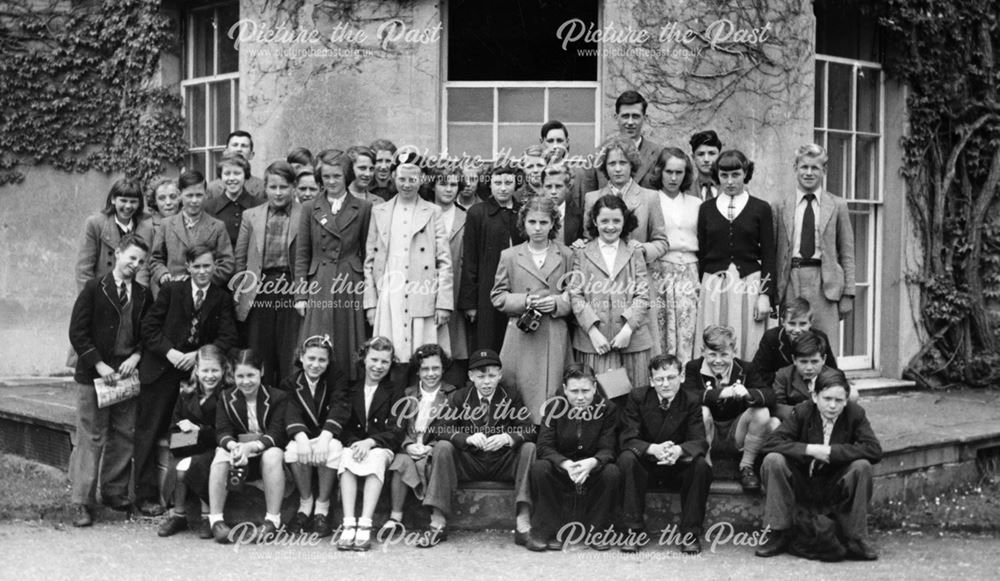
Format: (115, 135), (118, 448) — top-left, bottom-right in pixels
(557, 201), (566, 215)
(721, 190), (749, 203)
(699, 359), (732, 385)
(114, 217), (132, 233)
(112, 272), (128, 289)
(610, 179), (634, 197)
(821, 412), (840, 427)
(419, 383), (440, 398)
(598, 239), (620, 252)
(634, 136), (643, 150)
(268, 202), (290, 215)
(797, 188), (821, 203)
(191, 280), (209, 295)
(182, 212), (202, 228)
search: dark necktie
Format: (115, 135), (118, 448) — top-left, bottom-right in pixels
(118, 281), (128, 308)
(194, 288), (205, 312)
(701, 183), (711, 200)
(188, 289), (205, 347)
(801, 193), (816, 259)
(659, 398), (671, 412)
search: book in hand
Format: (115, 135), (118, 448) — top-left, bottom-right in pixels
(93, 371), (141, 409)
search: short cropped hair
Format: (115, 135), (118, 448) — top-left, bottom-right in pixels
(690, 130), (722, 151)
(178, 169), (205, 191)
(794, 143), (829, 168)
(814, 367), (850, 396)
(286, 147), (313, 167)
(226, 130), (254, 151)
(117, 233), (149, 254)
(370, 139), (397, 155)
(540, 120), (569, 141)
(264, 160), (297, 187)
(184, 244), (214, 264)
(703, 325), (737, 352)
(782, 297), (813, 321)
(648, 354), (683, 374)
(792, 331), (827, 359)
(217, 151), (251, 180)
(615, 90), (647, 114)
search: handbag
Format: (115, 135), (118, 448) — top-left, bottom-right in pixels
(595, 367), (632, 399)
(168, 428), (201, 458)
(93, 371), (141, 409)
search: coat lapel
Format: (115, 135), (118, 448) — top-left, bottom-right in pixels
(783, 196), (797, 247)
(819, 192), (836, 237)
(294, 374), (320, 428)
(258, 387), (272, 428)
(411, 202), (432, 239)
(287, 201), (302, 245)
(228, 389), (249, 433)
(609, 242), (631, 280)
(539, 243), (563, 281)
(335, 194), (361, 232)
(450, 206), (467, 241)
(101, 217), (121, 249)
(583, 242), (611, 277)
(514, 246), (550, 287)
(374, 198), (393, 247)
(100, 274), (120, 312)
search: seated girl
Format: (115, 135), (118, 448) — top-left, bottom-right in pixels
(157, 344), (227, 539)
(380, 344), (456, 535)
(205, 349), (288, 544)
(282, 335), (349, 538)
(337, 337), (404, 551)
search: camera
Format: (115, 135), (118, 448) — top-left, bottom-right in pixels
(226, 465), (248, 492)
(516, 308), (543, 333)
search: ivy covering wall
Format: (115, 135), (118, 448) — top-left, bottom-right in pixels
(0, 0), (186, 186)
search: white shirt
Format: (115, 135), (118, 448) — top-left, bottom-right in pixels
(793, 189), (823, 260)
(822, 415), (838, 445)
(598, 239), (620, 274)
(305, 375), (319, 398)
(415, 385), (440, 434)
(328, 193), (346, 215)
(112, 273), (131, 304)
(191, 280), (209, 306)
(363, 381), (379, 420)
(609, 179), (634, 199)
(245, 396), (261, 434)
(699, 359), (732, 388)
(114, 218), (133, 234)
(440, 204), (456, 235)
(716, 191), (749, 221)
(658, 192), (700, 264)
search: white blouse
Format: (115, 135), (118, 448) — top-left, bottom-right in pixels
(658, 192), (700, 264)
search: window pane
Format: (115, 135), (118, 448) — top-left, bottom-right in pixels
(855, 135), (879, 200)
(550, 89), (596, 123)
(217, 4), (240, 74)
(187, 152), (205, 176)
(448, 89), (493, 122)
(498, 124), (539, 154)
(447, 124), (493, 159)
(848, 206), (871, 284)
(190, 10), (215, 79)
(186, 84), (206, 147)
(233, 78), (240, 126)
(856, 67), (880, 133)
(498, 88), (543, 123)
(208, 149), (225, 179)
(815, 0), (880, 62)
(814, 130), (825, 149)
(841, 285), (869, 356)
(826, 132), (852, 198)
(828, 63), (852, 131)
(210, 81), (232, 147)
(568, 124), (596, 151)
(814, 61), (825, 127)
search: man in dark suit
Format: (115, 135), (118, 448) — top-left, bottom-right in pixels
(135, 245), (238, 516)
(581, 90), (663, 193)
(618, 355), (712, 554)
(542, 163), (583, 246)
(420, 349), (536, 547)
(774, 144), (856, 348)
(755, 367), (882, 560)
(682, 326), (775, 493)
(68, 234), (153, 527)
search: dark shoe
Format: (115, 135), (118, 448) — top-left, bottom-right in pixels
(588, 540), (612, 552)
(525, 533), (548, 552)
(845, 537), (878, 561)
(620, 528), (644, 553)
(681, 536), (702, 554)
(212, 521), (232, 544)
(197, 518), (213, 540)
(285, 512), (309, 535)
(379, 517), (404, 536)
(310, 514), (333, 538)
(137, 500), (165, 517)
(157, 514), (188, 537)
(102, 495), (132, 512)
(258, 521), (279, 542)
(514, 530), (529, 546)
(755, 529), (788, 557)
(547, 539), (564, 551)
(740, 466), (762, 492)
(415, 527), (447, 548)
(72, 504), (93, 528)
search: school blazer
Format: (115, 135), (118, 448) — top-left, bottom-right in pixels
(69, 273), (153, 384)
(772, 364), (825, 407)
(341, 376), (405, 450)
(149, 212), (235, 288)
(760, 400), (882, 472)
(75, 213), (154, 290)
(281, 371), (350, 440)
(396, 382), (458, 447)
(561, 199), (584, 246)
(491, 242), (573, 318)
(448, 206), (467, 308)
(536, 393), (618, 467)
(139, 280), (238, 383)
(751, 327), (839, 386)
(233, 201), (302, 321)
(583, 181), (670, 265)
(619, 386), (708, 461)
(568, 241), (653, 354)
(774, 191), (856, 304)
(216, 385), (288, 450)
(680, 358), (775, 421)
(171, 389), (219, 452)
(363, 197), (453, 316)
(443, 384), (535, 451)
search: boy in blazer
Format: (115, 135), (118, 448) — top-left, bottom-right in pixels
(618, 355), (712, 554)
(542, 164), (584, 246)
(756, 367), (882, 560)
(681, 326), (775, 493)
(68, 234), (153, 526)
(420, 349), (536, 547)
(774, 144), (856, 348)
(772, 330), (858, 423)
(234, 161), (302, 385)
(752, 297), (838, 386)
(136, 245), (238, 516)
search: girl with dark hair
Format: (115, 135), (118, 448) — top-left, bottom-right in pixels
(568, 194), (653, 390)
(491, 197), (574, 424)
(695, 149), (777, 360)
(76, 177), (154, 290)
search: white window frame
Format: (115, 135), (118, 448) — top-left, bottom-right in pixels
(814, 54), (885, 371)
(441, 81), (602, 159)
(180, 4), (239, 177)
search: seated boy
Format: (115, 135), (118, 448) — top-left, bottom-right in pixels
(681, 325), (775, 492)
(773, 331), (858, 423)
(752, 297), (838, 386)
(420, 349), (536, 547)
(756, 367), (882, 560)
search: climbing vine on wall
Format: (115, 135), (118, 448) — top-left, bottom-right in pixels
(879, 0), (1000, 387)
(0, 0), (186, 186)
